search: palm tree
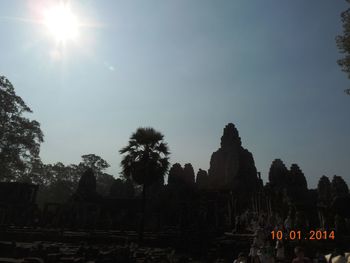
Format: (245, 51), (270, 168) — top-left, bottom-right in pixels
(119, 127), (170, 242)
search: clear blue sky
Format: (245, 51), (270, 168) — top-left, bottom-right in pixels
(1, 0), (349, 188)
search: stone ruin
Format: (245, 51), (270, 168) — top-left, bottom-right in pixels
(70, 168), (101, 202)
(0, 182), (39, 225)
(207, 123), (261, 211)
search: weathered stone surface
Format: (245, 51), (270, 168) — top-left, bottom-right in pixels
(167, 163), (195, 187)
(317, 175), (332, 204)
(167, 163), (183, 187)
(282, 164), (308, 205)
(183, 163), (195, 185)
(331, 194), (350, 218)
(71, 168), (101, 202)
(237, 148), (258, 192)
(208, 123), (241, 189)
(331, 175), (349, 198)
(268, 159), (288, 189)
(288, 164), (307, 190)
(196, 169), (209, 189)
(207, 123), (259, 203)
(205, 123), (263, 214)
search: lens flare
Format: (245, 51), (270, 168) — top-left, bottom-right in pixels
(43, 2), (80, 43)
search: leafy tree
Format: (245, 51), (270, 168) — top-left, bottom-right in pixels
(109, 178), (135, 198)
(38, 162), (80, 203)
(78, 154), (114, 196)
(119, 127), (170, 242)
(80, 154), (110, 172)
(336, 1), (350, 95)
(36, 154), (113, 206)
(18, 158), (46, 185)
(0, 76), (44, 181)
(35, 162), (80, 206)
(95, 173), (115, 196)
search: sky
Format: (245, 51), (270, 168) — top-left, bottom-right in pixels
(0, 0), (349, 188)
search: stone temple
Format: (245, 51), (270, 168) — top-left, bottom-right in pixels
(208, 123), (261, 209)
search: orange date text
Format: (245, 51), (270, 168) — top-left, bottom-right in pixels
(270, 230), (335, 240)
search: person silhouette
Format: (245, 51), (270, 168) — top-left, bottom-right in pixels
(292, 247), (310, 263)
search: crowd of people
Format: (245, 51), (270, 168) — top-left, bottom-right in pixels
(0, 233), (349, 263)
(233, 246), (350, 263)
(230, 225), (350, 263)
(229, 211), (350, 263)
(0, 210), (349, 263)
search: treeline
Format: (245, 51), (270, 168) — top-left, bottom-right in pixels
(0, 76), (137, 206)
(1, 75), (349, 214)
(25, 154), (131, 207)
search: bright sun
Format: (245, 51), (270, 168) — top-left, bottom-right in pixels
(43, 2), (80, 44)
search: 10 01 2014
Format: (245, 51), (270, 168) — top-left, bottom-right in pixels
(271, 230), (335, 240)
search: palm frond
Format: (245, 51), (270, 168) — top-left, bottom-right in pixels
(155, 142), (170, 155)
(119, 127), (170, 186)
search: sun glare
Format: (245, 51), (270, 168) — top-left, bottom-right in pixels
(43, 2), (80, 44)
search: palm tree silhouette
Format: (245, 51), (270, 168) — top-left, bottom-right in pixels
(119, 127), (170, 242)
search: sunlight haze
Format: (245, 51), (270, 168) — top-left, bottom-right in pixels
(0, 0), (349, 188)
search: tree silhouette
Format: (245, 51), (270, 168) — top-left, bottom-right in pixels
(0, 76), (44, 181)
(34, 154), (112, 206)
(336, 1), (350, 95)
(19, 158), (46, 185)
(37, 162), (81, 205)
(119, 127), (170, 242)
(81, 154), (110, 171)
(109, 178), (135, 198)
(79, 154), (114, 196)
